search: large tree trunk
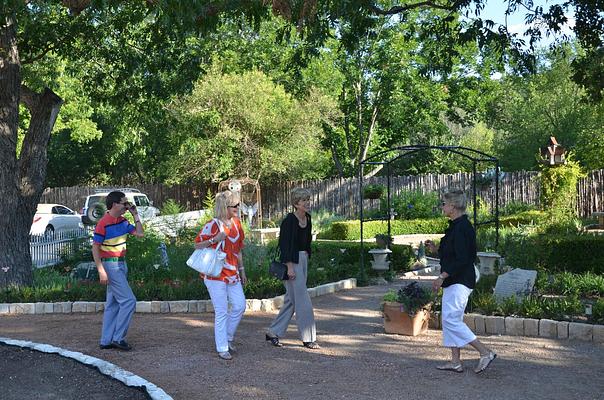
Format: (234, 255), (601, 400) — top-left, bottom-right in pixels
(0, 15), (62, 287)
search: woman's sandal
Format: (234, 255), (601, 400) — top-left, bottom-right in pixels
(436, 362), (464, 373)
(265, 334), (283, 347)
(475, 352), (497, 374)
(303, 341), (320, 350)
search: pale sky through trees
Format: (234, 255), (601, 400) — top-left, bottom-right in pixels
(479, 0), (575, 44)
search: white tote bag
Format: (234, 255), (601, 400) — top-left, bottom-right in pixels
(186, 220), (226, 277)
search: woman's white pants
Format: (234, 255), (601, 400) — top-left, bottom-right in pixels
(441, 284), (476, 348)
(204, 279), (246, 353)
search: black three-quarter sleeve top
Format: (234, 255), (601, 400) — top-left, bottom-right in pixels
(278, 212), (312, 264)
(438, 214), (477, 289)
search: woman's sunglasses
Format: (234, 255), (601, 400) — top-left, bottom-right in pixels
(228, 203), (240, 208)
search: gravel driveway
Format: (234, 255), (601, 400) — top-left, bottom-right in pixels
(1, 284), (603, 400)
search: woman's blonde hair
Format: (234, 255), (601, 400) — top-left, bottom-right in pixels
(214, 190), (240, 220)
(443, 189), (467, 212)
(291, 187), (311, 207)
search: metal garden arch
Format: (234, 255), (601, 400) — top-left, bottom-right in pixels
(359, 145), (500, 277)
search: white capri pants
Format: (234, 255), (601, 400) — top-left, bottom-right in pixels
(441, 284), (476, 348)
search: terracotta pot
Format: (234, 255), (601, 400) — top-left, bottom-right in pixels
(382, 302), (431, 336)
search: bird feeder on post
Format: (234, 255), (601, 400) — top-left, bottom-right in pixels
(540, 136), (566, 166)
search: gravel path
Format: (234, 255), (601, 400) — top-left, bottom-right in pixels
(1, 284), (603, 400)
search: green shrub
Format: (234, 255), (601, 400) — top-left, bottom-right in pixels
(540, 295), (584, 320)
(539, 271), (604, 297)
(499, 210), (547, 227)
(519, 296), (544, 319)
(501, 201), (537, 216)
(592, 299), (604, 323)
(318, 218), (448, 240)
(384, 190), (440, 220)
(161, 198), (185, 215)
(382, 289), (398, 303)
(477, 225), (604, 274)
(471, 292), (499, 315)
(539, 157), (584, 221)
(6, 238), (413, 303)
(312, 209), (346, 234)
(499, 296), (520, 316)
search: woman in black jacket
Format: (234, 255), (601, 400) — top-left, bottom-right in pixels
(426, 189), (496, 374)
(266, 187), (319, 349)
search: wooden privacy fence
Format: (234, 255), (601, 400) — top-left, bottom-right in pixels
(264, 171), (540, 220)
(40, 169), (604, 222)
(40, 183), (215, 214)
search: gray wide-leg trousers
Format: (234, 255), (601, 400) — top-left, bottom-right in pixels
(268, 251), (316, 342)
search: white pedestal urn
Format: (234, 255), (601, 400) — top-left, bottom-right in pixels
(476, 251), (501, 275)
(369, 248), (392, 271)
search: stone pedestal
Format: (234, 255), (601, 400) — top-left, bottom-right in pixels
(476, 252), (501, 275)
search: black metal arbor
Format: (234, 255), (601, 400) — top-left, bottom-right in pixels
(359, 145), (500, 277)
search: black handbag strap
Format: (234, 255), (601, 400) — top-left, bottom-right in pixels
(273, 212), (297, 263)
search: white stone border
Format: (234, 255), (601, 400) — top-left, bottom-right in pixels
(0, 338), (172, 400)
(0, 278), (357, 315)
(427, 311), (604, 343)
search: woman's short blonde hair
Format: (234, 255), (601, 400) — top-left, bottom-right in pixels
(214, 190), (240, 220)
(291, 187), (311, 207)
(443, 189), (467, 212)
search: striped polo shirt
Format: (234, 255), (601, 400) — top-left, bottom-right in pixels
(93, 213), (136, 258)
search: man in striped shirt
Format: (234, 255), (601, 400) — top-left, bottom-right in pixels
(93, 191), (144, 351)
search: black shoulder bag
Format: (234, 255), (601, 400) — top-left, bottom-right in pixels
(269, 215), (295, 280)
(269, 247), (289, 280)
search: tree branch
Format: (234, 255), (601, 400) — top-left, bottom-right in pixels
(369, 1), (455, 15)
(19, 84), (38, 111)
(18, 87), (63, 198)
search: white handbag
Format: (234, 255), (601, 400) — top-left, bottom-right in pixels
(186, 220), (226, 277)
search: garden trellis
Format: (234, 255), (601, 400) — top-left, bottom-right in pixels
(359, 145), (500, 278)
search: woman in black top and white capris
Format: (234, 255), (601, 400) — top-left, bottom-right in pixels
(266, 187), (319, 349)
(426, 189), (496, 374)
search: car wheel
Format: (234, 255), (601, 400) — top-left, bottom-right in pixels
(44, 225), (54, 240)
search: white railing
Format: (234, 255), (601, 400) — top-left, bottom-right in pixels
(30, 227), (93, 268)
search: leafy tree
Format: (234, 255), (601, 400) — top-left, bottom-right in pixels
(164, 67), (332, 183)
(489, 45), (604, 171)
(0, 0), (267, 286)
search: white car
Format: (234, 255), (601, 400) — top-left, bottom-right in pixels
(81, 188), (160, 225)
(31, 204), (84, 236)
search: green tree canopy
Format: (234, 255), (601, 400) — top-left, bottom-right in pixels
(164, 67), (333, 183)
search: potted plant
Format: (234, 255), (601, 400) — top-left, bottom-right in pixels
(382, 282), (434, 336)
(369, 234), (392, 270)
(363, 184), (385, 200)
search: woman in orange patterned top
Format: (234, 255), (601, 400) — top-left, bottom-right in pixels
(195, 190), (246, 360)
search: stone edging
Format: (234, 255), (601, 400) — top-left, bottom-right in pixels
(427, 311), (604, 344)
(0, 338), (172, 400)
(0, 278), (357, 315)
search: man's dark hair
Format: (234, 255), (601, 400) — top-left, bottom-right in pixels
(106, 191), (125, 209)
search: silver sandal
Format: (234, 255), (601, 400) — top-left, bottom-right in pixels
(436, 362), (464, 373)
(475, 352), (497, 374)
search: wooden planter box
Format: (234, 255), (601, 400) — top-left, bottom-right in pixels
(383, 302), (431, 336)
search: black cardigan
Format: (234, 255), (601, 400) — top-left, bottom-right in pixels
(438, 214), (477, 289)
(278, 212), (312, 264)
